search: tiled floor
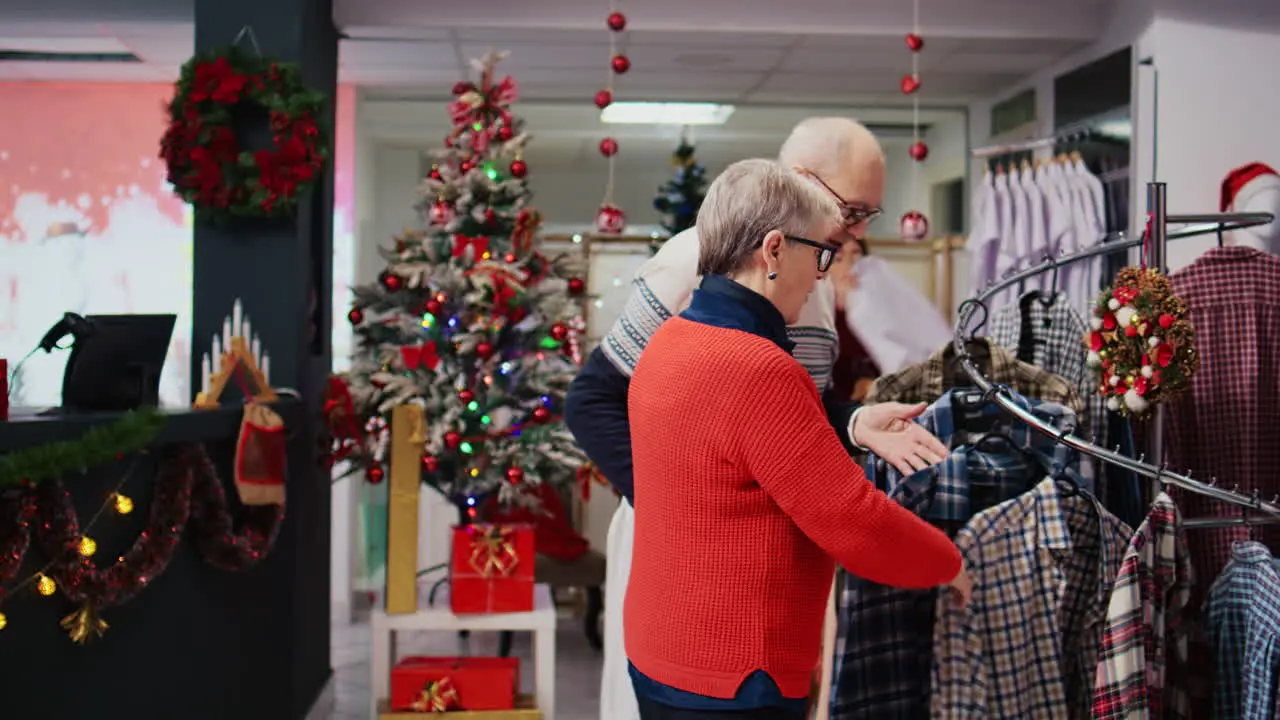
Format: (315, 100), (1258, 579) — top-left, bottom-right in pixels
(329, 606), (603, 720)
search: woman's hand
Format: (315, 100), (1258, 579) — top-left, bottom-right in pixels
(852, 402), (948, 474)
(946, 566), (973, 608)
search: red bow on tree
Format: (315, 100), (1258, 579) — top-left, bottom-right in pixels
(453, 235), (489, 259)
(491, 276), (517, 316)
(401, 341), (441, 371)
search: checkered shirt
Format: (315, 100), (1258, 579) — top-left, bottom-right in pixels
(1205, 541), (1280, 720)
(932, 478), (1133, 719)
(1163, 248), (1280, 596)
(1092, 492), (1194, 720)
(828, 390), (1092, 720)
(989, 291), (1100, 443)
(866, 338), (1085, 421)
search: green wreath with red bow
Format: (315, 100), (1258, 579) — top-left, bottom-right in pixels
(160, 46), (329, 222)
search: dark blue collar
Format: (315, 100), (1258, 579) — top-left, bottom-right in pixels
(679, 275), (795, 354)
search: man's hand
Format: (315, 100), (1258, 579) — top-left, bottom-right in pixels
(852, 402), (948, 475)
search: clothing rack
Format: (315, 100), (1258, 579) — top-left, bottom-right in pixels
(952, 181), (1279, 516)
(970, 111), (1131, 159)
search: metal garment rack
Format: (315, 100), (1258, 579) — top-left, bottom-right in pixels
(952, 183), (1280, 518)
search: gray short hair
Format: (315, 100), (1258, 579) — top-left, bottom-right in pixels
(696, 158), (840, 276)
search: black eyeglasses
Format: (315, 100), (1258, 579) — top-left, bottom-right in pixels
(794, 166), (883, 229)
(785, 235), (842, 273)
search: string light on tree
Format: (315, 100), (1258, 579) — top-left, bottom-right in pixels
(113, 493), (134, 515)
(899, 0), (930, 242)
(595, 3), (629, 234)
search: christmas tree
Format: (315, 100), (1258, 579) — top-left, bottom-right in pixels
(652, 138), (708, 237)
(344, 51), (589, 511)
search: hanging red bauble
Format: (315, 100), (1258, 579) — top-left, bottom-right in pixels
(421, 455), (439, 473)
(900, 74), (921, 95)
(567, 277), (586, 296)
(594, 89), (614, 109)
(531, 406), (551, 423)
(497, 125), (514, 142)
(599, 137), (619, 157)
(607, 11), (627, 31)
(906, 33), (924, 51)
(452, 81), (473, 96)
(443, 431), (463, 449)
(347, 308), (364, 325)
(460, 160), (474, 173)
(475, 341), (495, 359)
(504, 253), (517, 263)
(424, 299), (442, 316)
(595, 203), (626, 234)
(909, 141), (929, 161)
(429, 200), (454, 226)
(510, 159), (528, 178)
(550, 322), (569, 341)
(458, 388), (475, 403)
(485, 208), (497, 225)
(380, 272), (402, 292)
(429, 166), (442, 181)
(611, 55), (631, 74)
(366, 466), (385, 484)
(899, 210), (930, 242)
(505, 466), (525, 485)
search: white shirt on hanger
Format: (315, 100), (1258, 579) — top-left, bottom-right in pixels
(994, 171), (1018, 311)
(1021, 165), (1049, 294)
(967, 172), (1001, 299)
(1038, 163), (1075, 299)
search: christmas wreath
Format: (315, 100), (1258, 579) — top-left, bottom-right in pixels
(1084, 267), (1199, 418)
(160, 46), (329, 221)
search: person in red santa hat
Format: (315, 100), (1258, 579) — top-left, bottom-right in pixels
(1220, 162), (1280, 253)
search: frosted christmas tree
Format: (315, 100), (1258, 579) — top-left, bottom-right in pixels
(344, 51), (589, 511)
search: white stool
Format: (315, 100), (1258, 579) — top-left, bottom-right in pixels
(370, 583), (557, 719)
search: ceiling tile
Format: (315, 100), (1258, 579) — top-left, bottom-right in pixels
(339, 40), (458, 68)
(927, 51), (1062, 73)
(950, 36), (1087, 55)
(337, 67), (464, 85)
(623, 44), (786, 73)
(458, 42), (603, 70)
(625, 30), (797, 48)
(780, 47), (911, 74)
(454, 27), (606, 46)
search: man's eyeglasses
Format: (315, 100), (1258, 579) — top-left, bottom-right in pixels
(785, 235), (842, 273)
(794, 166), (883, 229)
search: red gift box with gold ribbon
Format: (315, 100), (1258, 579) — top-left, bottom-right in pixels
(449, 523), (534, 614)
(390, 656), (520, 712)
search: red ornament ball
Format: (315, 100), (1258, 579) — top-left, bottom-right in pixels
(429, 166), (442, 181)
(509, 159), (528, 178)
(899, 210), (930, 242)
(901, 74), (921, 95)
(505, 466), (525, 485)
(607, 11), (627, 31)
(909, 141), (929, 161)
(458, 388), (475, 403)
(452, 81), (473, 96)
(567, 277), (586, 296)
(594, 89), (614, 109)
(428, 200), (454, 226)
(366, 466), (385, 484)
(443, 431), (462, 449)
(380, 272), (403, 292)
(531, 406), (551, 423)
(347, 308), (364, 325)
(485, 208), (497, 224)
(906, 33), (924, 52)
(611, 55), (631, 74)
(504, 253), (517, 263)
(599, 137), (619, 157)
(421, 454), (440, 473)
(497, 125), (514, 142)
(460, 160), (474, 173)
(595, 203), (626, 234)
(550, 322), (569, 341)
(424, 299), (442, 316)
(1158, 313), (1175, 329)
(475, 341), (495, 359)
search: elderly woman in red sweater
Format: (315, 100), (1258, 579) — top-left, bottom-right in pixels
(625, 158), (970, 720)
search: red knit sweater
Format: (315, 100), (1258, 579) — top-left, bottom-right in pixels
(624, 317), (961, 700)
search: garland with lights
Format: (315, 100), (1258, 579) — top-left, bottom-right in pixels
(1085, 266), (1199, 418)
(0, 443), (284, 641)
(0, 407), (164, 488)
(160, 45), (329, 222)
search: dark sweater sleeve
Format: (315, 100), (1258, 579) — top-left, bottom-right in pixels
(822, 390), (861, 454)
(564, 347), (635, 504)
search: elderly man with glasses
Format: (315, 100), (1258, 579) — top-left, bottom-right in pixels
(564, 117), (949, 720)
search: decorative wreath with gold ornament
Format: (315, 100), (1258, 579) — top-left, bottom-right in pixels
(160, 46), (329, 222)
(1084, 267), (1199, 418)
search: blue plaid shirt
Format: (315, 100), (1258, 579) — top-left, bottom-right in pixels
(829, 389), (1091, 720)
(1206, 541), (1280, 720)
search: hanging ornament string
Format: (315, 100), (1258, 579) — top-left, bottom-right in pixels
(899, 0), (929, 242)
(595, 5), (629, 234)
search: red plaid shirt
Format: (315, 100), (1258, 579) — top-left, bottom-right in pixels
(1163, 247), (1280, 590)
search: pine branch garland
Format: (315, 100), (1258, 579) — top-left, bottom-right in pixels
(0, 408), (165, 487)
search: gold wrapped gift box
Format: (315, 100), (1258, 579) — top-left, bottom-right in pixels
(377, 695), (541, 719)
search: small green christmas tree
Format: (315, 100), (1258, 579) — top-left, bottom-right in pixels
(344, 51), (589, 511)
(652, 138), (708, 237)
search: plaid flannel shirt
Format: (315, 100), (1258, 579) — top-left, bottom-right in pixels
(1092, 492), (1194, 720)
(1205, 541), (1280, 720)
(829, 389), (1091, 720)
(932, 478), (1132, 720)
(866, 337), (1085, 422)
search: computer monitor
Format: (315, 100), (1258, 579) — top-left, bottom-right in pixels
(61, 314), (176, 412)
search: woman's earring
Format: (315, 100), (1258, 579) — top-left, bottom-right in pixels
(767, 271), (778, 280)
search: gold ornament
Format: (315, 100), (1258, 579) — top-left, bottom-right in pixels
(1126, 376), (1136, 385)
(1099, 350), (1108, 358)
(60, 603), (108, 644)
(78, 536), (97, 558)
(0, 611), (7, 630)
(113, 493), (134, 515)
(36, 574), (56, 596)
